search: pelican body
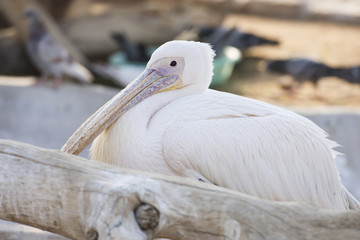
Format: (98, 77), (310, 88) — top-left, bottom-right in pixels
(62, 41), (359, 210)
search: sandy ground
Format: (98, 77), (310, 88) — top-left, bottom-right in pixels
(217, 14), (360, 107)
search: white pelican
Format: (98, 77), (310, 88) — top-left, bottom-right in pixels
(62, 40), (360, 210)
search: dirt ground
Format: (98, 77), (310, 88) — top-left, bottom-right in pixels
(217, 14), (360, 107)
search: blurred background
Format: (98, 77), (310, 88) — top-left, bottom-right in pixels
(0, 0), (360, 238)
(0, 0), (359, 197)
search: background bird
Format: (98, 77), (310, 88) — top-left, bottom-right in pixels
(176, 25), (279, 55)
(23, 7), (93, 86)
(334, 66), (360, 84)
(90, 63), (144, 87)
(204, 26), (279, 53)
(267, 58), (360, 85)
(111, 32), (150, 63)
(89, 33), (150, 88)
(62, 40), (360, 210)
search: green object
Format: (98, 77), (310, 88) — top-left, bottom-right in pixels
(109, 52), (145, 68)
(212, 46), (242, 87)
(109, 45), (242, 87)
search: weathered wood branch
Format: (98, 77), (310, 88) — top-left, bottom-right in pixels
(0, 139), (359, 240)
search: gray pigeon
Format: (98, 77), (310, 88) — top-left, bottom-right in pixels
(23, 7), (93, 84)
(267, 58), (360, 85)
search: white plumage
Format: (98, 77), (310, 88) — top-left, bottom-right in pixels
(63, 40), (359, 210)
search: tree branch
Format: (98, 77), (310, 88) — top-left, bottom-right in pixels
(0, 139), (359, 240)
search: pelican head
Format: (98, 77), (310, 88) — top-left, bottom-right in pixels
(147, 40), (215, 93)
(62, 40), (215, 155)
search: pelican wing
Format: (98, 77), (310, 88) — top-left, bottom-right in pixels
(161, 90), (349, 209)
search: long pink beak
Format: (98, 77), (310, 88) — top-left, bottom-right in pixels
(61, 68), (180, 155)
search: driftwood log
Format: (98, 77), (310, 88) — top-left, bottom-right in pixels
(0, 139), (359, 240)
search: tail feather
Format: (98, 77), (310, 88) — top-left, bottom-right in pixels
(65, 63), (94, 83)
(343, 186), (360, 210)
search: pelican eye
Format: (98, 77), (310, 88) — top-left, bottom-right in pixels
(170, 60), (177, 67)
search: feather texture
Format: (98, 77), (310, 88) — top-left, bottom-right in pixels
(89, 40), (359, 210)
(24, 8), (93, 83)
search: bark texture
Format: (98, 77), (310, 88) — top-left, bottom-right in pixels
(0, 139), (359, 240)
